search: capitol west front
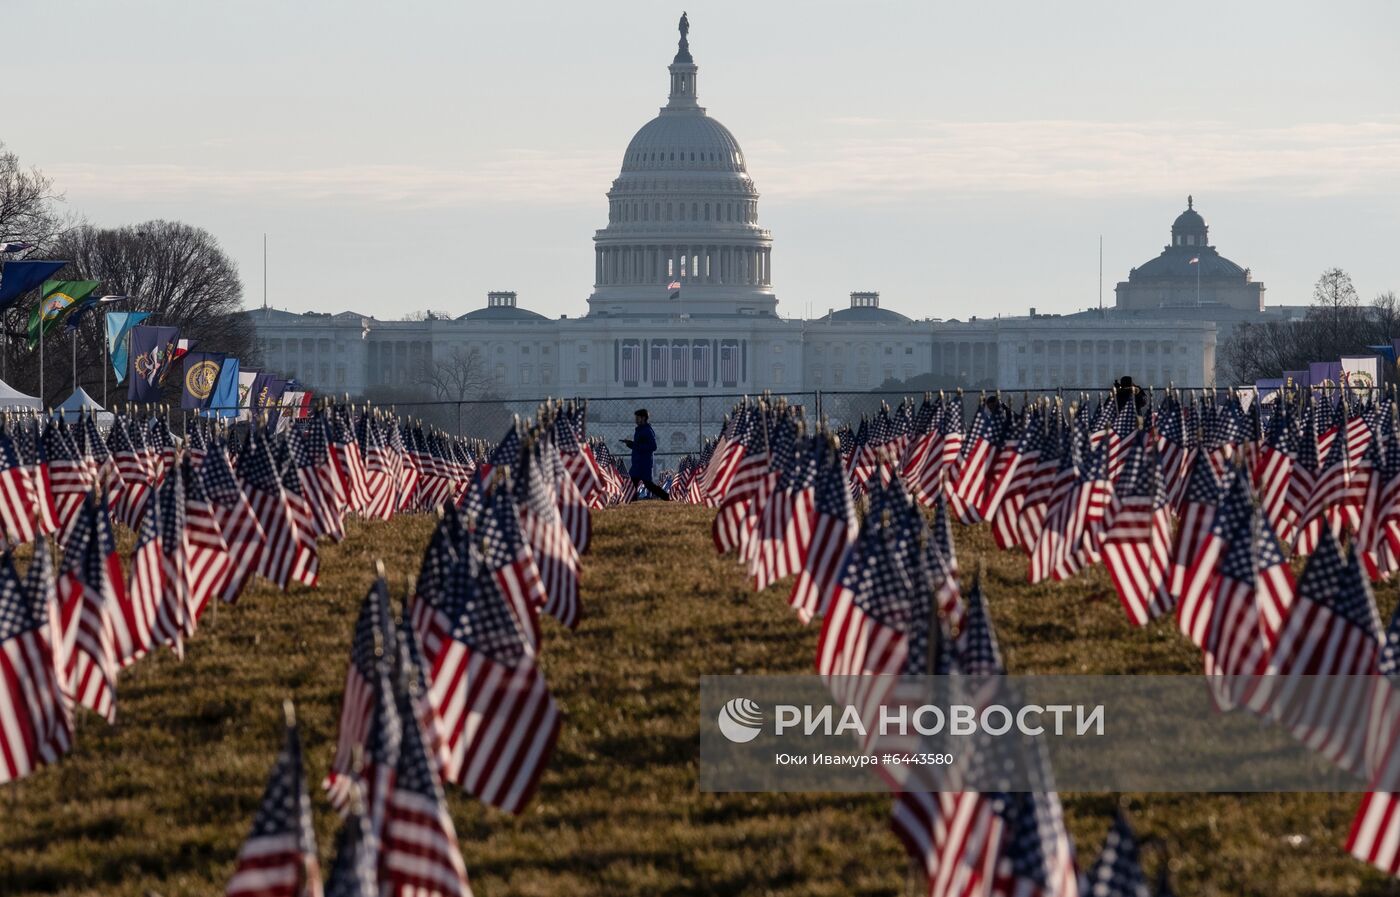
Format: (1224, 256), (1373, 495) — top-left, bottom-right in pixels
(252, 20), (1226, 445)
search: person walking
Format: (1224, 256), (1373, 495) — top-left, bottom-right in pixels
(622, 408), (670, 500)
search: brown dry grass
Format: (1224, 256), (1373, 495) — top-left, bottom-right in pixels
(1, 504), (1397, 896)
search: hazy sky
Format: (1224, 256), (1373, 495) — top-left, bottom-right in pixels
(7, 1), (1400, 321)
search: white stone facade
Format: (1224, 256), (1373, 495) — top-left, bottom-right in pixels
(250, 21), (1220, 408)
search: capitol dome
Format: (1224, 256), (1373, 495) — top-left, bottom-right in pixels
(588, 16), (776, 318)
(620, 115), (747, 174)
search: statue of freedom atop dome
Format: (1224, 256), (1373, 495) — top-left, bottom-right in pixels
(674, 11), (693, 63)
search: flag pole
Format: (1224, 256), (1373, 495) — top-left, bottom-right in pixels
(38, 312), (43, 409)
(71, 325), (77, 395)
(102, 313), (108, 407)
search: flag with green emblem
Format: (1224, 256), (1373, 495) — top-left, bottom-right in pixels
(28, 280), (99, 348)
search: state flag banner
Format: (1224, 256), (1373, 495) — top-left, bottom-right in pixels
(236, 370), (260, 421)
(0, 260), (68, 309)
(181, 352), (225, 410)
(1340, 355), (1382, 399)
(29, 281), (99, 348)
(105, 311), (151, 384)
(208, 356), (241, 418)
(126, 325), (181, 402)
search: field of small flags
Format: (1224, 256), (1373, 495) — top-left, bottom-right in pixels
(1, 388), (1399, 895)
(680, 387), (1400, 896)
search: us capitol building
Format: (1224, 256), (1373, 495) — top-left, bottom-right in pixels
(252, 17), (1268, 428)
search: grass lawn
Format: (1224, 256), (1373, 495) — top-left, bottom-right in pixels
(1, 503), (1396, 896)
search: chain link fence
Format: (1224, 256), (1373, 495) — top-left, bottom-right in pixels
(375, 387), (1233, 459)
(79, 384), (1358, 446)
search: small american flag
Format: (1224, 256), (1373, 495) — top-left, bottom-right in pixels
(515, 442), (581, 629)
(0, 429), (38, 546)
(816, 488), (919, 735)
(324, 577), (396, 812)
(1254, 406), (1297, 546)
(182, 455), (233, 622)
(241, 431), (318, 590)
(44, 420), (93, 543)
(1082, 812), (1151, 897)
(323, 790), (377, 897)
(1347, 601), (1400, 875)
(380, 647), (472, 897)
(480, 479), (545, 648)
(1101, 439), (1174, 627)
(0, 539), (71, 783)
(225, 715), (324, 897)
(203, 444), (267, 604)
(788, 436), (855, 624)
(1264, 530), (1382, 777)
(106, 418), (153, 530)
(951, 402), (1000, 516)
(1168, 453), (1224, 640)
(56, 493), (124, 723)
(414, 486), (560, 814)
(1203, 480), (1295, 712)
(667, 280), (681, 299)
(294, 417), (348, 543)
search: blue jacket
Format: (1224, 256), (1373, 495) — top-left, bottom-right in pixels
(629, 423), (657, 479)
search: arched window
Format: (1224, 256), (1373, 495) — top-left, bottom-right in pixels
(691, 202), (698, 219)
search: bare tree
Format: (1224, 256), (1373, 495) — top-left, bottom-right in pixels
(402, 345), (513, 437)
(1372, 291), (1400, 339)
(1310, 267), (1364, 351)
(1221, 270), (1399, 384)
(417, 345), (490, 401)
(11, 220), (255, 404)
(0, 140), (64, 248)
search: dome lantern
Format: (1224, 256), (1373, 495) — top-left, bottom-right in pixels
(1170, 194), (1209, 248)
(667, 11), (699, 110)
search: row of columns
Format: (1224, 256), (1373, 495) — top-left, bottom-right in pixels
(595, 244), (771, 287)
(934, 341), (999, 383)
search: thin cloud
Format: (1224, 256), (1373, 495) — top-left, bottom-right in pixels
(758, 118), (1400, 199)
(48, 118), (1400, 209)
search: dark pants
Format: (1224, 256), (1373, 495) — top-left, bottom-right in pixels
(630, 476), (671, 500)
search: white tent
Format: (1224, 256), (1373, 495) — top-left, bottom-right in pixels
(55, 386), (115, 425)
(0, 378), (41, 411)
